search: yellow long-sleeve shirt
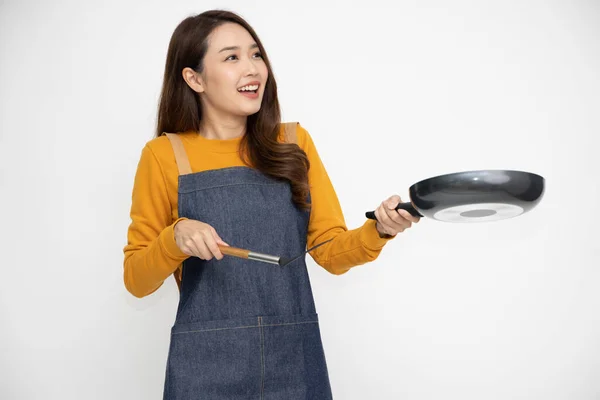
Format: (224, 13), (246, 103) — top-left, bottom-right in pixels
(123, 123), (395, 298)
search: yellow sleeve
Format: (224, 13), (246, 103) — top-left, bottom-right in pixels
(300, 124), (395, 275)
(123, 143), (189, 298)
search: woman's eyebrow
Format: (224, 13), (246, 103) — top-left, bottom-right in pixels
(218, 43), (259, 53)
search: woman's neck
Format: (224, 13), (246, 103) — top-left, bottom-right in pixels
(198, 110), (247, 140)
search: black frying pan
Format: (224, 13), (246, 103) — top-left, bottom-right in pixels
(366, 169), (545, 223)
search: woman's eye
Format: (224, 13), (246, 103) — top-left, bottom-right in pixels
(225, 53), (261, 61)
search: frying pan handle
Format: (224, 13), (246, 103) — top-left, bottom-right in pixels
(365, 202), (423, 220)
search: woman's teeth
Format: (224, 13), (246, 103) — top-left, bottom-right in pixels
(238, 84), (259, 92)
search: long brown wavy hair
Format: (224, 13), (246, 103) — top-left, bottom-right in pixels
(155, 10), (311, 211)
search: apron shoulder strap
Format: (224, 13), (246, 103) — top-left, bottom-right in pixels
(164, 133), (192, 175)
(282, 122), (298, 144)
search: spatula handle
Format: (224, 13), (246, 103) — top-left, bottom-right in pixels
(219, 245), (281, 265)
(218, 245), (250, 259)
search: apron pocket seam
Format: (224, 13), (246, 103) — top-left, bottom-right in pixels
(259, 316), (265, 400)
(172, 324), (259, 335)
(262, 320), (318, 328)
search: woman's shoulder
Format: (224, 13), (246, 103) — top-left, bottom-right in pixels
(139, 131), (196, 167)
(147, 130), (198, 151)
(278, 121), (311, 150)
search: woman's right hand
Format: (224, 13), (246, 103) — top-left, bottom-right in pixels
(173, 219), (229, 260)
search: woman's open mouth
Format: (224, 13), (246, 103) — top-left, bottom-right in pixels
(237, 83), (260, 99)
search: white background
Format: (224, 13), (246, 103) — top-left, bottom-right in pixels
(1, 0), (599, 399)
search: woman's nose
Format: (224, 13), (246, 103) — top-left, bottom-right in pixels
(243, 58), (259, 76)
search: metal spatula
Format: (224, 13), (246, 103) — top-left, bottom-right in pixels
(218, 239), (333, 267)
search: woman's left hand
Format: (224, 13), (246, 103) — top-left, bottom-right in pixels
(374, 195), (420, 237)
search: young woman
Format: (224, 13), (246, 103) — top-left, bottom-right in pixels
(123, 9), (419, 399)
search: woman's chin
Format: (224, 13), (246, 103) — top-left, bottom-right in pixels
(237, 105), (262, 117)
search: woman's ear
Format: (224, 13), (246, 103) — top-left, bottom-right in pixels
(182, 67), (205, 93)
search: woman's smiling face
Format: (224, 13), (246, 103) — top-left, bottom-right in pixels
(183, 22), (269, 118)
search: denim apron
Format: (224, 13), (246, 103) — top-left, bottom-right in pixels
(162, 123), (333, 400)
